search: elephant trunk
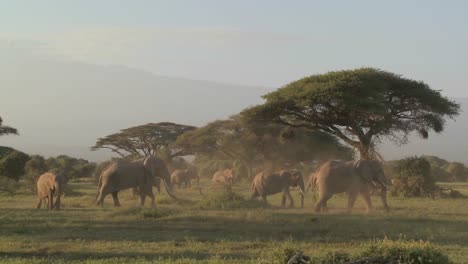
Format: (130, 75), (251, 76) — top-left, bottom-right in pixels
(54, 181), (63, 210)
(162, 178), (179, 201)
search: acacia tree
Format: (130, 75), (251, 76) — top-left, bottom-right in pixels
(0, 117), (18, 136)
(243, 68), (460, 160)
(91, 122), (196, 159)
(176, 115), (352, 178)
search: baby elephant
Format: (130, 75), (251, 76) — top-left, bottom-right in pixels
(251, 170), (305, 208)
(36, 172), (66, 210)
(171, 168), (199, 188)
(212, 169), (235, 187)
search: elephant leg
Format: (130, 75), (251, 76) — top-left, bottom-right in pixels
(111, 191), (121, 207)
(36, 198), (42, 209)
(315, 192), (332, 213)
(140, 194), (146, 206)
(96, 192), (105, 207)
(380, 188), (390, 212)
(48, 195), (54, 210)
(148, 191), (155, 208)
(281, 193), (287, 208)
(54, 197), (61, 211)
(286, 190), (294, 208)
(346, 191), (358, 213)
(96, 186), (109, 207)
(262, 195), (268, 207)
(360, 189), (373, 213)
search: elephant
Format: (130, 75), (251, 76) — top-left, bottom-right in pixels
(171, 168), (199, 188)
(251, 169), (305, 208)
(36, 172), (66, 210)
(305, 171), (319, 201)
(96, 155), (177, 207)
(313, 160), (390, 213)
(212, 169), (235, 187)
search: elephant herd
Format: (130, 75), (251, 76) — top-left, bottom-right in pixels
(36, 156), (390, 213)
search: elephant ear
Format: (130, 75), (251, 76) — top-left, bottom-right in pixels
(143, 156), (157, 178)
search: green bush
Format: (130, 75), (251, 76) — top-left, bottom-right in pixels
(270, 247), (297, 264)
(0, 150), (30, 181)
(359, 239), (452, 264)
(266, 240), (451, 264)
(389, 157), (438, 197)
(0, 176), (20, 194)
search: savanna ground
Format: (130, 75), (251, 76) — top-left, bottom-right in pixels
(1, 178), (467, 263)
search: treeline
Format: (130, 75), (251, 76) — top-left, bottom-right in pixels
(0, 146), (96, 193)
(91, 119), (354, 180)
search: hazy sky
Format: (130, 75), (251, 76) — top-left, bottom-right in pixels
(1, 1), (468, 161)
(1, 0), (467, 92)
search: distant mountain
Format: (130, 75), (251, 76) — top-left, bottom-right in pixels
(1, 56), (466, 162)
(0, 58), (270, 160)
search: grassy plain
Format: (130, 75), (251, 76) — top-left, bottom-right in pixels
(0, 178), (467, 263)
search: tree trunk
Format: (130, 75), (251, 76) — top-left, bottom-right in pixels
(358, 143), (373, 160)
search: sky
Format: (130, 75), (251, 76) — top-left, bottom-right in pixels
(1, 1), (468, 161)
(1, 0), (467, 90)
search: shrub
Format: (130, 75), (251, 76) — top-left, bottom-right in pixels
(0, 176), (20, 194)
(359, 239), (452, 264)
(266, 240), (451, 264)
(270, 247), (298, 264)
(389, 157), (438, 197)
(0, 150), (30, 181)
(446, 162), (467, 181)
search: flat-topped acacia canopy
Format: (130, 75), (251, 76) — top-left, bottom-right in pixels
(242, 68), (460, 160)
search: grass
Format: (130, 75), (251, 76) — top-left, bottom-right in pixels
(0, 178), (467, 263)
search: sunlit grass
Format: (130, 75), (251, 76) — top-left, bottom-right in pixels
(0, 179), (467, 263)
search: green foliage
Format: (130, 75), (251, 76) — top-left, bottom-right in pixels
(446, 162), (467, 181)
(91, 122), (196, 158)
(270, 247), (297, 264)
(0, 117), (18, 136)
(243, 68), (460, 159)
(388, 157), (438, 197)
(318, 252), (351, 264)
(359, 239), (452, 264)
(23, 155), (49, 193)
(45, 155), (96, 180)
(194, 156), (236, 179)
(0, 176), (20, 194)
(179, 115), (352, 179)
(0, 150), (29, 182)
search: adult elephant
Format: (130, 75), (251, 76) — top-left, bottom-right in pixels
(314, 160), (389, 213)
(171, 168), (199, 188)
(96, 155), (177, 207)
(37, 172), (66, 210)
(251, 170), (305, 208)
